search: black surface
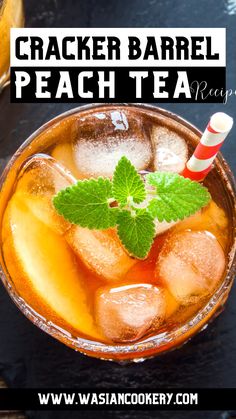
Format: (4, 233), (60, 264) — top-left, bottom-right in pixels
(0, 1), (236, 418)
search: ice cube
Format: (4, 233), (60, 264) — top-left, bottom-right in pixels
(156, 231), (226, 304)
(95, 284), (166, 342)
(51, 143), (83, 179)
(15, 154), (75, 234)
(173, 200), (228, 250)
(73, 109), (152, 178)
(66, 227), (136, 281)
(19, 154), (75, 194)
(154, 219), (177, 235)
(151, 125), (188, 173)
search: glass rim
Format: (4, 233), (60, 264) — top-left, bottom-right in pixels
(0, 103), (236, 358)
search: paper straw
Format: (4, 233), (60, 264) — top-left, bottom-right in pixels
(182, 112), (233, 181)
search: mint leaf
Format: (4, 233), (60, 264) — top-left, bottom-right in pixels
(53, 177), (119, 229)
(112, 156), (146, 205)
(146, 172), (211, 222)
(117, 209), (155, 259)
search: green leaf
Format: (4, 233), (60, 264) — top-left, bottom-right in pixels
(52, 156), (212, 261)
(112, 156), (146, 205)
(117, 209), (155, 259)
(53, 177), (119, 229)
(146, 172), (211, 222)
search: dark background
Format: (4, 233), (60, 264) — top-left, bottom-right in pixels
(0, 1), (236, 418)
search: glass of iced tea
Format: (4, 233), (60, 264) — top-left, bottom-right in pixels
(0, 0), (24, 91)
(0, 104), (235, 361)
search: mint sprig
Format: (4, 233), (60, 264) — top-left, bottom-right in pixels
(53, 157), (211, 259)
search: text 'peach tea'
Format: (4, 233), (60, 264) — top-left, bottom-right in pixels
(0, 104), (235, 361)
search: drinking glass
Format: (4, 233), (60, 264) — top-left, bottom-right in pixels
(0, 104), (235, 361)
(0, 0), (24, 92)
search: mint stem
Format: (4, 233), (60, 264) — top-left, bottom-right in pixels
(107, 198), (116, 205)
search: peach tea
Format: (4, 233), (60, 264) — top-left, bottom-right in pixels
(0, 104), (235, 361)
(0, 0), (24, 90)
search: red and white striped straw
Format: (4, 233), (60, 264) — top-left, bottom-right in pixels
(182, 112), (233, 181)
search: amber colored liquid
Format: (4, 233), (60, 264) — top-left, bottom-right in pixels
(0, 105), (234, 358)
(0, 0), (24, 88)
